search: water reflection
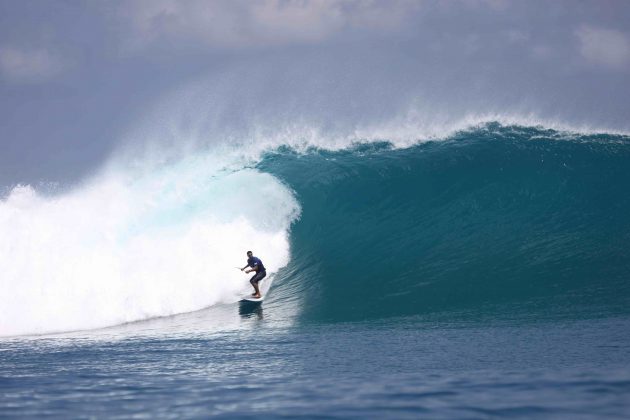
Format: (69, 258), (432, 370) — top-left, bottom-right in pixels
(239, 301), (264, 319)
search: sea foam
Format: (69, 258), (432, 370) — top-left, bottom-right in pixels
(0, 152), (299, 337)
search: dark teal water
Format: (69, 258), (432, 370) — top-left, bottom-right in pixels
(263, 124), (630, 323)
(2, 124), (630, 418)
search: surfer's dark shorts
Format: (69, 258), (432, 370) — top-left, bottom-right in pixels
(250, 270), (266, 283)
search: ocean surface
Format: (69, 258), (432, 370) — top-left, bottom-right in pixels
(2, 123), (630, 418)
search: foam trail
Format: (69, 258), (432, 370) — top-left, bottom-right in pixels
(0, 153), (300, 337)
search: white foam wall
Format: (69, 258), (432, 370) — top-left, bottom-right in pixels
(0, 154), (299, 337)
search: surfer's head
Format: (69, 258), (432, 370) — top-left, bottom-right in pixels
(247, 251), (253, 257)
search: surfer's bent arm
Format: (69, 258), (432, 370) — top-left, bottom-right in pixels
(242, 262), (257, 272)
(244, 263), (259, 273)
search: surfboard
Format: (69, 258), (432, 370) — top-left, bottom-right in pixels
(240, 295), (264, 303)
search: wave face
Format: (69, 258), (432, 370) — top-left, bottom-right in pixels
(261, 124), (630, 322)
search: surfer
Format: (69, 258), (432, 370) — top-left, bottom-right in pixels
(241, 251), (266, 298)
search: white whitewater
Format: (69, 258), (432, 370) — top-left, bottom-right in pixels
(0, 152), (299, 337)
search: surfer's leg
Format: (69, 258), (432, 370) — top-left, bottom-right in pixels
(250, 273), (262, 297)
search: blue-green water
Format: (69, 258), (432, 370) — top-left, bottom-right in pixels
(263, 124), (630, 323)
(2, 314), (630, 418)
(2, 124), (630, 418)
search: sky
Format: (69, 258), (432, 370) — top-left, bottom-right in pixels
(1, 0), (629, 187)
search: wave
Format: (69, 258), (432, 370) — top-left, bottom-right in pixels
(1, 122), (629, 336)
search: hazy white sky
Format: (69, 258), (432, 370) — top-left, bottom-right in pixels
(1, 0), (629, 185)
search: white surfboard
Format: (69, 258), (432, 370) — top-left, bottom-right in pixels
(240, 295), (264, 303)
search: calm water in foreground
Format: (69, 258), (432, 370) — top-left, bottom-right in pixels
(2, 303), (629, 419)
